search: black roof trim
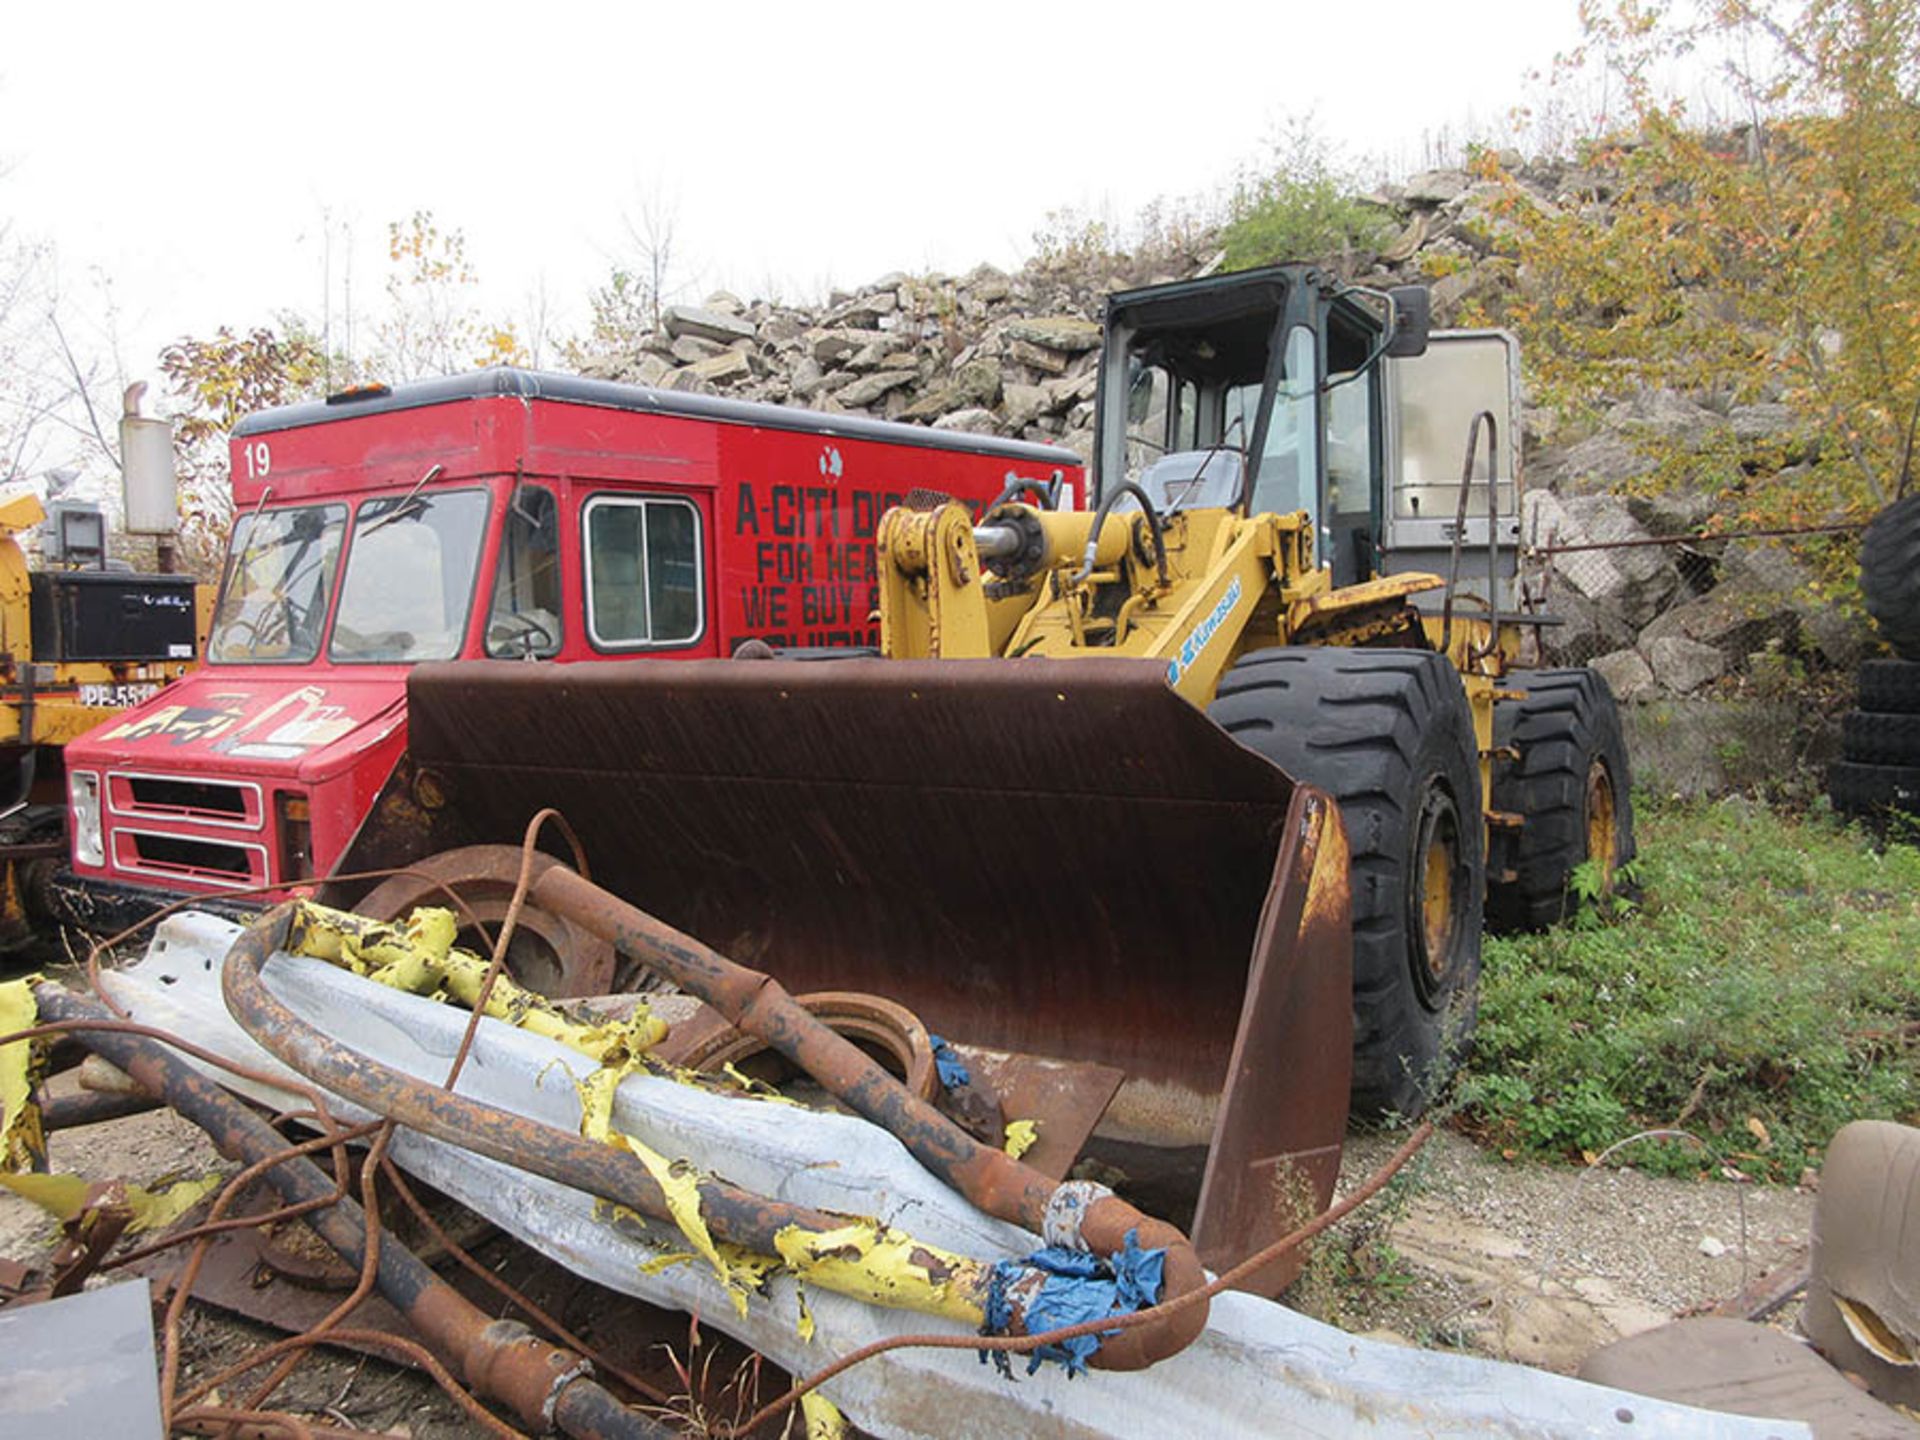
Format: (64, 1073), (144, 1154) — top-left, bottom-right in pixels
(233, 367), (1082, 468)
(1103, 265), (1316, 338)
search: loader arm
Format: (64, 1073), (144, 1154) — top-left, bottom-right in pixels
(876, 497), (1441, 706)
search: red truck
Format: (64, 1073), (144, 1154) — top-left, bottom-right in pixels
(55, 369), (1082, 922)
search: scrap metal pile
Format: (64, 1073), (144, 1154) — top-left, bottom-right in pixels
(0, 826), (1795, 1438)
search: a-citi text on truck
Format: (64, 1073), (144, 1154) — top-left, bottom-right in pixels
(54, 370), (1080, 924)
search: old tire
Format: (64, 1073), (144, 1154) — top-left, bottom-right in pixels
(1862, 494), (1920, 660)
(1828, 760), (1920, 820)
(1486, 669), (1637, 932)
(1857, 660), (1920, 715)
(1841, 711), (1920, 766)
(1210, 648), (1483, 1120)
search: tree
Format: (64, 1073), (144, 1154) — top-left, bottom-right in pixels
(563, 187), (684, 370)
(372, 210), (526, 381)
(0, 229), (133, 489)
(157, 321), (331, 568)
(1493, 0), (1920, 529)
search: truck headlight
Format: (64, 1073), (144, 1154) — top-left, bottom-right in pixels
(69, 771), (104, 867)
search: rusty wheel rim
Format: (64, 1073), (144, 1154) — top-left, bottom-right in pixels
(1585, 757), (1619, 890)
(672, 990), (940, 1101)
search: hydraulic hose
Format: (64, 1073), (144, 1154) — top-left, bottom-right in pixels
(1070, 481), (1169, 588)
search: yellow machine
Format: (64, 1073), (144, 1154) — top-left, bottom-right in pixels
(0, 489), (205, 939)
(859, 264), (1635, 1116)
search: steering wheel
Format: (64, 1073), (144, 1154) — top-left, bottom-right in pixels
(491, 611), (557, 657)
(221, 604), (290, 652)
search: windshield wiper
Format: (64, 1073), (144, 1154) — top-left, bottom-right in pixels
(360, 463), (444, 538)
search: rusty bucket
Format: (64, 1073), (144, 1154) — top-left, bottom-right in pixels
(355, 656), (1352, 1290)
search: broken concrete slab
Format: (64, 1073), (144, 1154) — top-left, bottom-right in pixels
(662, 304), (757, 345)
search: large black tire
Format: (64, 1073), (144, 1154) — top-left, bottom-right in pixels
(1857, 660), (1920, 715)
(1841, 711), (1920, 766)
(1486, 669), (1637, 933)
(1829, 760), (1920, 820)
(1862, 494), (1920, 660)
(1209, 648), (1483, 1120)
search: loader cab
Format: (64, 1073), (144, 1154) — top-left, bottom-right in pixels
(1095, 264), (1429, 586)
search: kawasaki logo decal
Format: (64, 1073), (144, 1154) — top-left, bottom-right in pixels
(1166, 576), (1242, 687)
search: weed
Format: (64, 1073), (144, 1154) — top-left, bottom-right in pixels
(1290, 1137), (1433, 1327)
(1459, 795), (1920, 1180)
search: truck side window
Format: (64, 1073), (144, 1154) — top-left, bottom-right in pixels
(486, 485), (563, 658)
(584, 496), (703, 649)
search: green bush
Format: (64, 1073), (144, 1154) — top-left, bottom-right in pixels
(1220, 121), (1396, 270)
(1459, 797), (1920, 1178)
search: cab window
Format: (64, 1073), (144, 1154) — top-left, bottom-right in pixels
(329, 489), (490, 663)
(583, 495), (702, 649)
(486, 485), (563, 658)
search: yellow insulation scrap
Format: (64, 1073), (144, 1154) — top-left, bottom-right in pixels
(286, 900), (452, 979)
(285, 901), (665, 1061)
(0, 977), (47, 1172)
(800, 1390), (847, 1439)
(773, 1221), (987, 1324)
(0, 1171), (222, 1232)
(578, 1063), (761, 1315)
(796, 1282), (816, 1342)
(1003, 1118), (1039, 1160)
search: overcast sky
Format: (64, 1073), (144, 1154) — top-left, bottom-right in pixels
(3, 2), (1589, 392)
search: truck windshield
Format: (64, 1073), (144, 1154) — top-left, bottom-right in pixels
(208, 505), (348, 664)
(330, 489), (490, 663)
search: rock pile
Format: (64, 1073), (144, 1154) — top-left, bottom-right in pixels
(579, 157), (1871, 702)
(578, 235), (1214, 458)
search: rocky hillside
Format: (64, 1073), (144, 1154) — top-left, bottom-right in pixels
(579, 158), (1870, 710)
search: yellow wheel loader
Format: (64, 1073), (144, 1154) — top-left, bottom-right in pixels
(344, 264), (1634, 1284)
(844, 265), (1633, 1115)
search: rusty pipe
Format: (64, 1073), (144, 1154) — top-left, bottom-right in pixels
(219, 906), (880, 1258)
(29, 982), (674, 1440)
(39, 1085), (163, 1130)
(220, 908), (1088, 1342)
(527, 865), (1212, 1367)
(227, 899), (1207, 1369)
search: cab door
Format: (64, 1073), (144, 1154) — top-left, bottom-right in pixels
(1378, 330), (1524, 614)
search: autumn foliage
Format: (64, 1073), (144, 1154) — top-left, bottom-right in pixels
(1494, 0), (1920, 529)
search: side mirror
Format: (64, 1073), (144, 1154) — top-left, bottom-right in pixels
(1384, 286), (1431, 358)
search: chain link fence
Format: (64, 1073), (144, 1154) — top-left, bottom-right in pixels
(1508, 517), (1871, 801)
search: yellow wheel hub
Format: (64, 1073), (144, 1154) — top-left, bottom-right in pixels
(1585, 758), (1619, 890)
(1422, 834), (1456, 974)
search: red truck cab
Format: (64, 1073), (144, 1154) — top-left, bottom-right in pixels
(59, 369), (1082, 917)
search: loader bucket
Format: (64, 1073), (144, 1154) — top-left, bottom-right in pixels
(397, 656), (1352, 1288)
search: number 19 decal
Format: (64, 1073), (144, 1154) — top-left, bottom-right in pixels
(243, 441), (271, 479)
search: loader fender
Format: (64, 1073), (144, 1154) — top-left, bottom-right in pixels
(1209, 648), (1483, 1118)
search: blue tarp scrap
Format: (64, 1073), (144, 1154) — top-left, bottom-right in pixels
(980, 1227), (1168, 1377)
(927, 1034), (971, 1090)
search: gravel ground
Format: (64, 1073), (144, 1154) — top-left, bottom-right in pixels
(1313, 1128), (1815, 1371)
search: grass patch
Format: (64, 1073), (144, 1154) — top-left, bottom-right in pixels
(1458, 796), (1920, 1179)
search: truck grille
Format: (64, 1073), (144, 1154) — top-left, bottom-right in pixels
(112, 828), (264, 886)
(108, 772), (262, 828)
